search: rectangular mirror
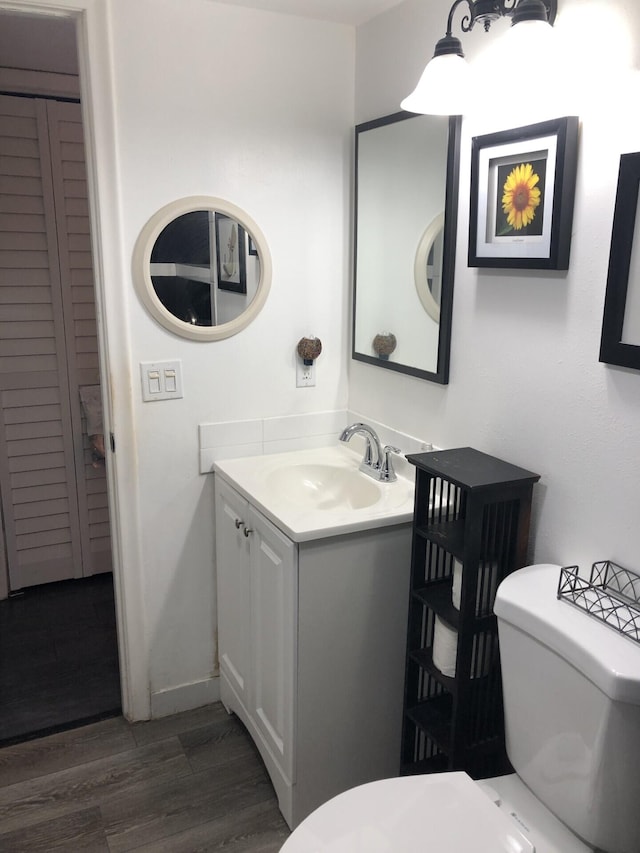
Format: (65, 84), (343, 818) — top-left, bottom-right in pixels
(353, 112), (461, 384)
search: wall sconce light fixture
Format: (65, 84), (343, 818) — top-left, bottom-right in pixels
(401, 0), (557, 115)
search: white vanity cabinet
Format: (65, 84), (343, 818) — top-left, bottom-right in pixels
(215, 477), (296, 786)
(214, 473), (412, 829)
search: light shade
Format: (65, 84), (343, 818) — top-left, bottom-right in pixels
(401, 52), (471, 116)
(470, 17), (566, 120)
(502, 17), (556, 53)
(400, 0), (561, 117)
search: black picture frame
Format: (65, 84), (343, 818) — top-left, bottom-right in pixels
(599, 152), (640, 370)
(248, 235), (258, 256)
(469, 116), (579, 270)
(215, 212), (247, 293)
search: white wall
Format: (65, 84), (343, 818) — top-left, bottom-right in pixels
(89, 0), (349, 716)
(353, 0), (640, 573)
(0, 0), (354, 720)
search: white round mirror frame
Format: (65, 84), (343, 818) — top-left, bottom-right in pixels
(414, 211), (444, 324)
(132, 195), (272, 341)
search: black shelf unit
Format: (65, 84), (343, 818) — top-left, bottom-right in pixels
(401, 447), (540, 779)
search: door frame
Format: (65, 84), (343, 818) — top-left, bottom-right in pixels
(0, 0), (149, 720)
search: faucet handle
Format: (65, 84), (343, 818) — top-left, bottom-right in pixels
(380, 445), (401, 482)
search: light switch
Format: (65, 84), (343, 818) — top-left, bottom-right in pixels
(164, 368), (177, 393)
(141, 360), (184, 401)
(148, 370), (161, 394)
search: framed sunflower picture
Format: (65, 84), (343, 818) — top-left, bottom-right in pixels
(468, 116), (579, 270)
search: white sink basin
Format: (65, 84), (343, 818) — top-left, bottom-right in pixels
(213, 444), (416, 541)
(267, 463), (381, 510)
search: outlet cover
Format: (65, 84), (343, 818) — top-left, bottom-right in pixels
(296, 360), (316, 388)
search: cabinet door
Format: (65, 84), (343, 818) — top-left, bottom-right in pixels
(249, 506), (297, 782)
(215, 478), (252, 707)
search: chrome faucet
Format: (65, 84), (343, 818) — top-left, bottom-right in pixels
(339, 422), (400, 482)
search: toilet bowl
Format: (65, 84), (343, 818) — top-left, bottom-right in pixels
(279, 771), (590, 852)
(281, 564), (640, 852)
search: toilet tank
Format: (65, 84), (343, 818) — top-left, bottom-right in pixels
(494, 563), (640, 853)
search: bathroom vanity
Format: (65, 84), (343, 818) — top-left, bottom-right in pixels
(213, 445), (414, 828)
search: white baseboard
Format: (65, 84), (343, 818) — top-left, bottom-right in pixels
(150, 675), (221, 718)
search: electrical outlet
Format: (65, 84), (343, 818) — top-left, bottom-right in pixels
(296, 360), (316, 388)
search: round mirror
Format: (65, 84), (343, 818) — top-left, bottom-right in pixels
(132, 196), (272, 341)
(414, 212), (444, 324)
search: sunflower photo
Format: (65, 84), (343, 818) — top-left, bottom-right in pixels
(494, 157), (547, 238)
(468, 116), (579, 270)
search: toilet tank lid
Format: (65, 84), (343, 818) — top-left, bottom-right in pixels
(495, 564), (640, 705)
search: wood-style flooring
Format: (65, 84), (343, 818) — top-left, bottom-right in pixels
(0, 702), (291, 851)
(0, 574), (121, 745)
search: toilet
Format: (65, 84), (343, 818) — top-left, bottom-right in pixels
(280, 564), (640, 853)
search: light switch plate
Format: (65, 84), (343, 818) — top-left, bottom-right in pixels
(140, 360), (184, 401)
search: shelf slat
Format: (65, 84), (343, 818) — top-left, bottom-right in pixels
(412, 581), (497, 632)
(400, 754), (449, 776)
(415, 518), (465, 556)
(413, 579), (459, 628)
(409, 647), (458, 693)
(405, 694), (453, 753)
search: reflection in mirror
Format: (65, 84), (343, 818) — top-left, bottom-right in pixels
(415, 212), (444, 324)
(353, 112), (460, 383)
(149, 211), (257, 326)
(133, 196), (271, 341)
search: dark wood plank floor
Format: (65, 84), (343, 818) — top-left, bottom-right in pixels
(0, 574), (121, 745)
(0, 702), (291, 851)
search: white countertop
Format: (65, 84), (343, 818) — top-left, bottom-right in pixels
(213, 444), (415, 542)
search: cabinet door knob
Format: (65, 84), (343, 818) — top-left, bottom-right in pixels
(243, 527), (253, 537)
(235, 518), (244, 530)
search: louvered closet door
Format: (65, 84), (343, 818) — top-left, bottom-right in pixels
(47, 100), (111, 577)
(0, 94), (111, 591)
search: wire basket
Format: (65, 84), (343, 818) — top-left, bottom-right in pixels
(557, 561), (640, 645)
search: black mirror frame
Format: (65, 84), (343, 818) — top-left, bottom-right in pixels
(352, 113), (461, 385)
(599, 152), (640, 370)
